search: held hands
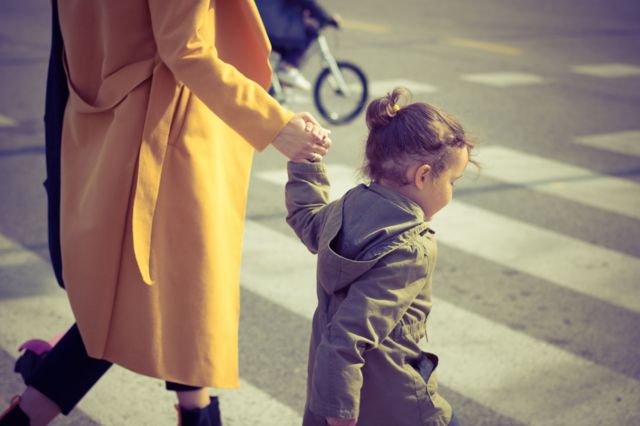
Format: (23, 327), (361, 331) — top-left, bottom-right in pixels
(326, 417), (357, 426)
(272, 112), (332, 163)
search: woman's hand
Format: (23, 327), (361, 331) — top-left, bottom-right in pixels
(272, 112), (332, 163)
(326, 417), (357, 426)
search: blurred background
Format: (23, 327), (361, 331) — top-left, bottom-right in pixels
(1, 0), (639, 424)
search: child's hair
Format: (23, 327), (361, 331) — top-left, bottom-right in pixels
(362, 87), (477, 185)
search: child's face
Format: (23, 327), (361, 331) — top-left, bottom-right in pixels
(418, 147), (469, 220)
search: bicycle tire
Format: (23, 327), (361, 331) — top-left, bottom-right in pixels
(313, 61), (368, 125)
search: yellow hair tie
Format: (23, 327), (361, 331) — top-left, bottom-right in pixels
(392, 104), (400, 112)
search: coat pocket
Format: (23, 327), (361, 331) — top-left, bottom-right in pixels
(416, 351), (439, 384)
(405, 351), (440, 423)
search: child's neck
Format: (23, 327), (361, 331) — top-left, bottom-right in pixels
(377, 180), (422, 209)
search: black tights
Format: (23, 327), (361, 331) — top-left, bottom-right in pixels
(25, 324), (201, 415)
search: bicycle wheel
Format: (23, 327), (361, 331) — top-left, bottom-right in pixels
(313, 61), (368, 125)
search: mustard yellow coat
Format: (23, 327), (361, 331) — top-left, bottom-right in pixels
(57, 0), (293, 387)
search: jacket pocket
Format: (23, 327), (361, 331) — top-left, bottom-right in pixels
(405, 351), (440, 423)
(415, 351), (438, 384)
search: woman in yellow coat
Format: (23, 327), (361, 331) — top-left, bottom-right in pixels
(0, 0), (331, 424)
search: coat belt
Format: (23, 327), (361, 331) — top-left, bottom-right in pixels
(65, 55), (178, 285)
(131, 62), (182, 285)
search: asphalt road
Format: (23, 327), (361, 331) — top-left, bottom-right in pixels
(1, 0), (639, 425)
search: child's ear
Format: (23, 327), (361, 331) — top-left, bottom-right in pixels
(414, 164), (432, 189)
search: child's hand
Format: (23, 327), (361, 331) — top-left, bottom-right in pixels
(273, 113), (331, 163)
(305, 121), (331, 145)
(326, 417), (357, 426)
(290, 121), (332, 163)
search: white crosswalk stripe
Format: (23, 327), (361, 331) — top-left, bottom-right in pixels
(571, 63), (640, 78)
(367, 79), (438, 97)
(574, 130), (640, 157)
(258, 164), (359, 204)
(477, 145), (640, 220)
(0, 114), (17, 128)
(0, 242), (42, 269)
(459, 72), (543, 87)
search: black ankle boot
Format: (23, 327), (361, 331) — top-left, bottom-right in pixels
(0, 397), (30, 426)
(177, 397), (221, 426)
(14, 350), (48, 384)
(14, 337), (58, 384)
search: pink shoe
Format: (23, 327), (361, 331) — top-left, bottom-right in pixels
(14, 331), (66, 383)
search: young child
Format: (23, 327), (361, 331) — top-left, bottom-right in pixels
(285, 87), (475, 426)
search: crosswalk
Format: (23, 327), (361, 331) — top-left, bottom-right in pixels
(1, 14), (640, 424)
(2, 133), (638, 424)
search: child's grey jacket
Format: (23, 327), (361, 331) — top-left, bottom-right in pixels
(286, 162), (453, 426)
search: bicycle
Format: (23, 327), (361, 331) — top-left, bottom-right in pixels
(269, 23), (369, 126)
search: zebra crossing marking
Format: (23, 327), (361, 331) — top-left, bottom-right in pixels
(574, 130), (640, 157)
(0, 114), (17, 128)
(257, 162), (640, 312)
(0, 234), (41, 268)
(216, 379), (302, 426)
(241, 220), (640, 426)
(478, 145), (640, 220)
(571, 63), (640, 78)
(367, 79), (438, 97)
(258, 164), (358, 204)
(459, 72), (543, 87)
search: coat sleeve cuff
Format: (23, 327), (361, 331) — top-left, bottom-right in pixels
(254, 107), (295, 152)
(287, 161), (327, 175)
(308, 399), (358, 421)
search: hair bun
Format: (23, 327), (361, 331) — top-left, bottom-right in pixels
(365, 86), (412, 130)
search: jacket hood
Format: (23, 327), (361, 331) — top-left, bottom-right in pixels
(317, 183), (428, 293)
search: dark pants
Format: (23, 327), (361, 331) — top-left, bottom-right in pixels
(44, 0), (66, 289)
(273, 27), (317, 67)
(25, 325), (201, 415)
(277, 44), (309, 68)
